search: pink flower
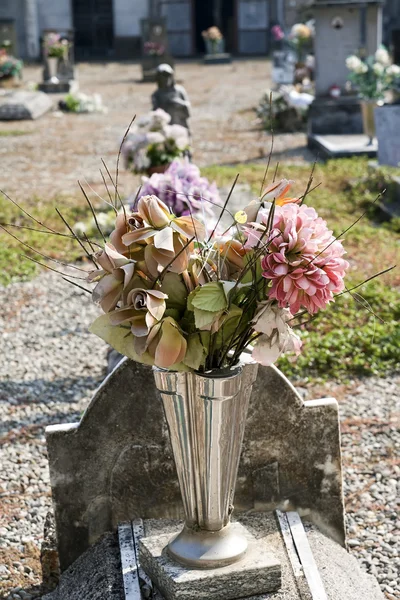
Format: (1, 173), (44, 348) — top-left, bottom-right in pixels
(260, 204), (349, 314)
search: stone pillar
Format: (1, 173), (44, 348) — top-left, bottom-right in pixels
(24, 0), (40, 58)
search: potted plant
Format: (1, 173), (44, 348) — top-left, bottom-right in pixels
(346, 46), (400, 145)
(43, 32), (70, 83)
(121, 108), (190, 175)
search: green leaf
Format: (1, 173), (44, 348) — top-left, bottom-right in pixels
(89, 313), (154, 365)
(194, 307), (222, 330)
(183, 334), (207, 370)
(190, 282), (227, 312)
(214, 305), (243, 348)
(161, 273), (188, 310)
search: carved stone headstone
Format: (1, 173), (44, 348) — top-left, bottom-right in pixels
(141, 18), (173, 83)
(375, 105), (400, 167)
(46, 359), (345, 571)
(0, 90), (52, 120)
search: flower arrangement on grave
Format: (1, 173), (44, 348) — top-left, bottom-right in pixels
(202, 26), (224, 54)
(4, 140), (394, 577)
(0, 48), (23, 81)
(121, 109), (190, 175)
(143, 41), (165, 57)
(44, 33), (70, 59)
(136, 158), (218, 222)
(257, 89), (313, 132)
(59, 92), (107, 114)
(346, 46), (400, 101)
(288, 22), (314, 63)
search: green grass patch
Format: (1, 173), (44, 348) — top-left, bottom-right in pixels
(0, 192), (94, 286)
(0, 130), (30, 137)
(1, 157), (399, 381)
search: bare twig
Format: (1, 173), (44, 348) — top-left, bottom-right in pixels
(115, 115), (136, 216)
(0, 224), (87, 272)
(78, 180), (107, 243)
(206, 174), (239, 243)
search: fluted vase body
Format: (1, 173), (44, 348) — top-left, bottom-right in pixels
(153, 358), (258, 568)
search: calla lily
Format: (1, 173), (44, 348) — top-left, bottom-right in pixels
(138, 194), (172, 228)
(144, 235), (194, 277)
(218, 239), (247, 271)
(88, 243), (136, 312)
(146, 317), (187, 368)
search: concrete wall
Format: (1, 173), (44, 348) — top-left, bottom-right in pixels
(314, 4), (382, 96)
(113, 0), (147, 57)
(113, 0), (147, 37)
(0, 0), (26, 57)
(37, 0), (72, 32)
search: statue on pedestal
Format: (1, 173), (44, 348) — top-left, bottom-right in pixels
(151, 64), (191, 132)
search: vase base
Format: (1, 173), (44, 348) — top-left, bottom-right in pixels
(139, 521), (281, 600)
(167, 523), (248, 569)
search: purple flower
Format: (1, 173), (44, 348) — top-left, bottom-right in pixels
(132, 159), (219, 220)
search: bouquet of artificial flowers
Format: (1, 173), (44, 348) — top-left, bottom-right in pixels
(144, 41), (165, 56)
(0, 48), (23, 80)
(121, 109), (190, 174)
(44, 33), (70, 59)
(59, 92), (107, 114)
(84, 178), (349, 371)
(346, 46), (400, 101)
(288, 22), (314, 62)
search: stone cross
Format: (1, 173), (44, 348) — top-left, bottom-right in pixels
(46, 359), (345, 571)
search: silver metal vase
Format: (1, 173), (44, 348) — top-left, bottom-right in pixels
(46, 56), (59, 84)
(153, 357), (258, 569)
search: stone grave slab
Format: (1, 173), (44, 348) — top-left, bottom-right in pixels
(203, 53), (232, 64)
(42, 514), (385, 600)
(308, 133), (377, 159)
(375, 105), (400, 167)
(45, 358), (345, 572)
(0, 90), (53, 120)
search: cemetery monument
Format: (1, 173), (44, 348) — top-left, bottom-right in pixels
(308, 0), (383, 158)
(151, 64), (191, 131)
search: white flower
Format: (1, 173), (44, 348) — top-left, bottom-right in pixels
(146, 131), (165, 145)
(387, 64), (400, 78)
(346, 55), (362, 72)
(373, 62), (384, 76)
(165, 124), (189, 150)
(251, 300), (302, 366)
(148, 108), (171, 130)
(375, 47), (390, 66)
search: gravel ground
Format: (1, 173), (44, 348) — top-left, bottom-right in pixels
(0, 60), (314, 202)
(0, 271), (399, 599)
